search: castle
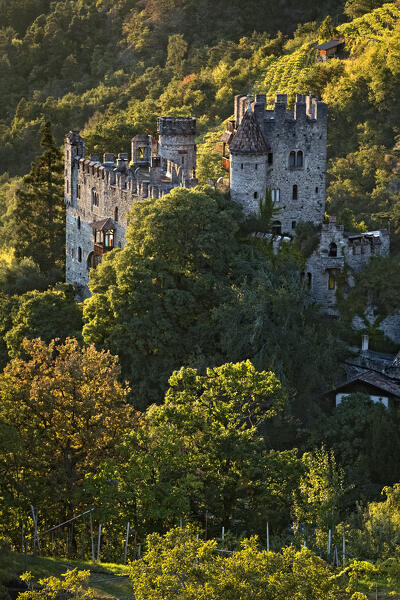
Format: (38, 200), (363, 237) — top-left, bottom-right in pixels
(64, 93), (390, 315)
(64, 117), (197, 295)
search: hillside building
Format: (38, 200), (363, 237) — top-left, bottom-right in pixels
(64, 92), (390, 322)
(64, 117), (197, 296)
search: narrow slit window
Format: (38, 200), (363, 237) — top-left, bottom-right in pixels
(292, 184), (298, 200)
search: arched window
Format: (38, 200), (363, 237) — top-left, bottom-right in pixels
(272, 221), (282, 235)
(77, 216), (81, 230)
(296, 150), (303, 168)
(328, 270), (336, 290)
(292, 184), (298, 200)
(91, 188), (99, 208)
(114, 207), (119, 222)
(289, 151), (296, 168)
(271, 188), (280, 203)
(78, 247), (82, 263)
(329, 242), (337, 257)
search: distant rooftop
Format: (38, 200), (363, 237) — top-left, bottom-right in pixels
(316, 39), (344, 51)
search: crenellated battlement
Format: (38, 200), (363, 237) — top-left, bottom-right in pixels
(157, 116), (196, 136)
(234, 93), (327, 130)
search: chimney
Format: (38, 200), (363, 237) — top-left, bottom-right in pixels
(361, 334), (369, 353)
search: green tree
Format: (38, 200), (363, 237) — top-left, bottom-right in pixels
(1, 284), (82, 360)
(318, 16), (338, 44)
(337, 256), (400, 344)
(292, 446), (346, 536)
(19, 569), (94, 600)
(166, 34), (188, 79)
(89, 361), (297, 538)
(82, 186), (245, 407)
(344, 0), (387, 18)
(12, 121), (64, 276)
(0, 337), (134, 545)
(320, 393), (400, 499)
(130, 527), (359, 600)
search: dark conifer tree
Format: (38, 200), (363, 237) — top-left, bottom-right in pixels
(13, 121), (64, 276)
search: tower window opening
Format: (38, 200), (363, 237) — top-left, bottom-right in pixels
(241, 163), (244, 169)
(77, 184), (81, 199)
(271, 188), (280, 203)
(114, 207), (119, 222)
(328, 270), (336, 290)
(292, 184), (298, 200)
(315, 186), (319, 193)
(292, 220), (297, 229)
(254, 191), (258, 199)
(78, 247), (82, 263)
(329, 242), (337, 257)
(182, 156), (185, 165)
(77, 216), (81, 230)
(296, 150), (303, 168)
(307, 272), (312, 288)
(255, 163), (258, 170)
(66, 180), (69, 193)
(91, 188), (99, 208)
(289, 151), (296, 168)
(268, 153), (273, 165)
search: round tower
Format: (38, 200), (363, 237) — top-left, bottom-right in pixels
(229, 107), (268, 215)
(157, 116), (196, 175)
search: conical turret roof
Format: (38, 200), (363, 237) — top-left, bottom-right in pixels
(229, 108), (268, 155)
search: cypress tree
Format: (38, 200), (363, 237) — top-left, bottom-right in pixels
(13, 121), (64, 276)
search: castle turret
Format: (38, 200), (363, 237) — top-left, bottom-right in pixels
(64, 131), (85, 207)
(131, 135), (152, 166)
(229, 106), (268, 214)
(157, 117), (196, 176)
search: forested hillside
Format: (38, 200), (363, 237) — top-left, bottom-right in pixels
(2, 1), (400, 598)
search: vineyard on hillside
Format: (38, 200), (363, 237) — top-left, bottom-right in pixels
(252, 2), (400, 105)
(337, 2), (400, 50)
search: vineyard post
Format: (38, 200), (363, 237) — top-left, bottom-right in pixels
(124, 522), (130, 565)
(97, 524), (102, 562)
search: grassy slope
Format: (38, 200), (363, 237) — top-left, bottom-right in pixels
(0, 552), (131, 600)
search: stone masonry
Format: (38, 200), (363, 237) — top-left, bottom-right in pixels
(65, 93), (391, 330)
(64, 117), (197, 296)
(229, 93), (327, 233)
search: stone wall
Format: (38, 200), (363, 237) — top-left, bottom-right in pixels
(306, 220), (390, 314)
(64, 117), (198, 295)
(229, 94), (327, 232)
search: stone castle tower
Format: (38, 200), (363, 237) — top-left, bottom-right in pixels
(64, 92), (390, 320)
(64, 117), (197, 296)
(228, 93), (327, 234)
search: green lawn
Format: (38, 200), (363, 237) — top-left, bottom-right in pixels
(0, 552), (132, 600)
